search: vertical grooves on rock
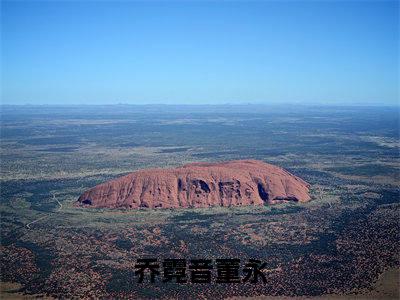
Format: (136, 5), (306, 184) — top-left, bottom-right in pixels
(77, 160), (310, 209)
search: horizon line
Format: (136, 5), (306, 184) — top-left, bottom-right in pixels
(0, 103), (399, 108)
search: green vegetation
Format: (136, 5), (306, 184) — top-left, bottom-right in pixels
(0, 105), (399, 299)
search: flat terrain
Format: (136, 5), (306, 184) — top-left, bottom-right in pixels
(0, 105), (399, 299)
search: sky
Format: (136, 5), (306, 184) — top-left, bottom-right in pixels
(1, 0), (399, 106)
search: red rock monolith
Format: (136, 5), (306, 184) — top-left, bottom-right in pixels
(77, 160), (311, 209)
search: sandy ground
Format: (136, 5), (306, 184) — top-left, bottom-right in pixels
(0, 282), (53, 300)
(229, 267), (399, 300)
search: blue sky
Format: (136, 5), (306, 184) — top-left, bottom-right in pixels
(1, 0), (398, 105)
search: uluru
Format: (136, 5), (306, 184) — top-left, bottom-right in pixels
(76, 160), (311, 209)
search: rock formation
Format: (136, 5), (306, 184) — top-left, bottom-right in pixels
(76, 160), (311, 209)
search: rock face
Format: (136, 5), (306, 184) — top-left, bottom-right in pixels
(77, 160), (311, 209)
